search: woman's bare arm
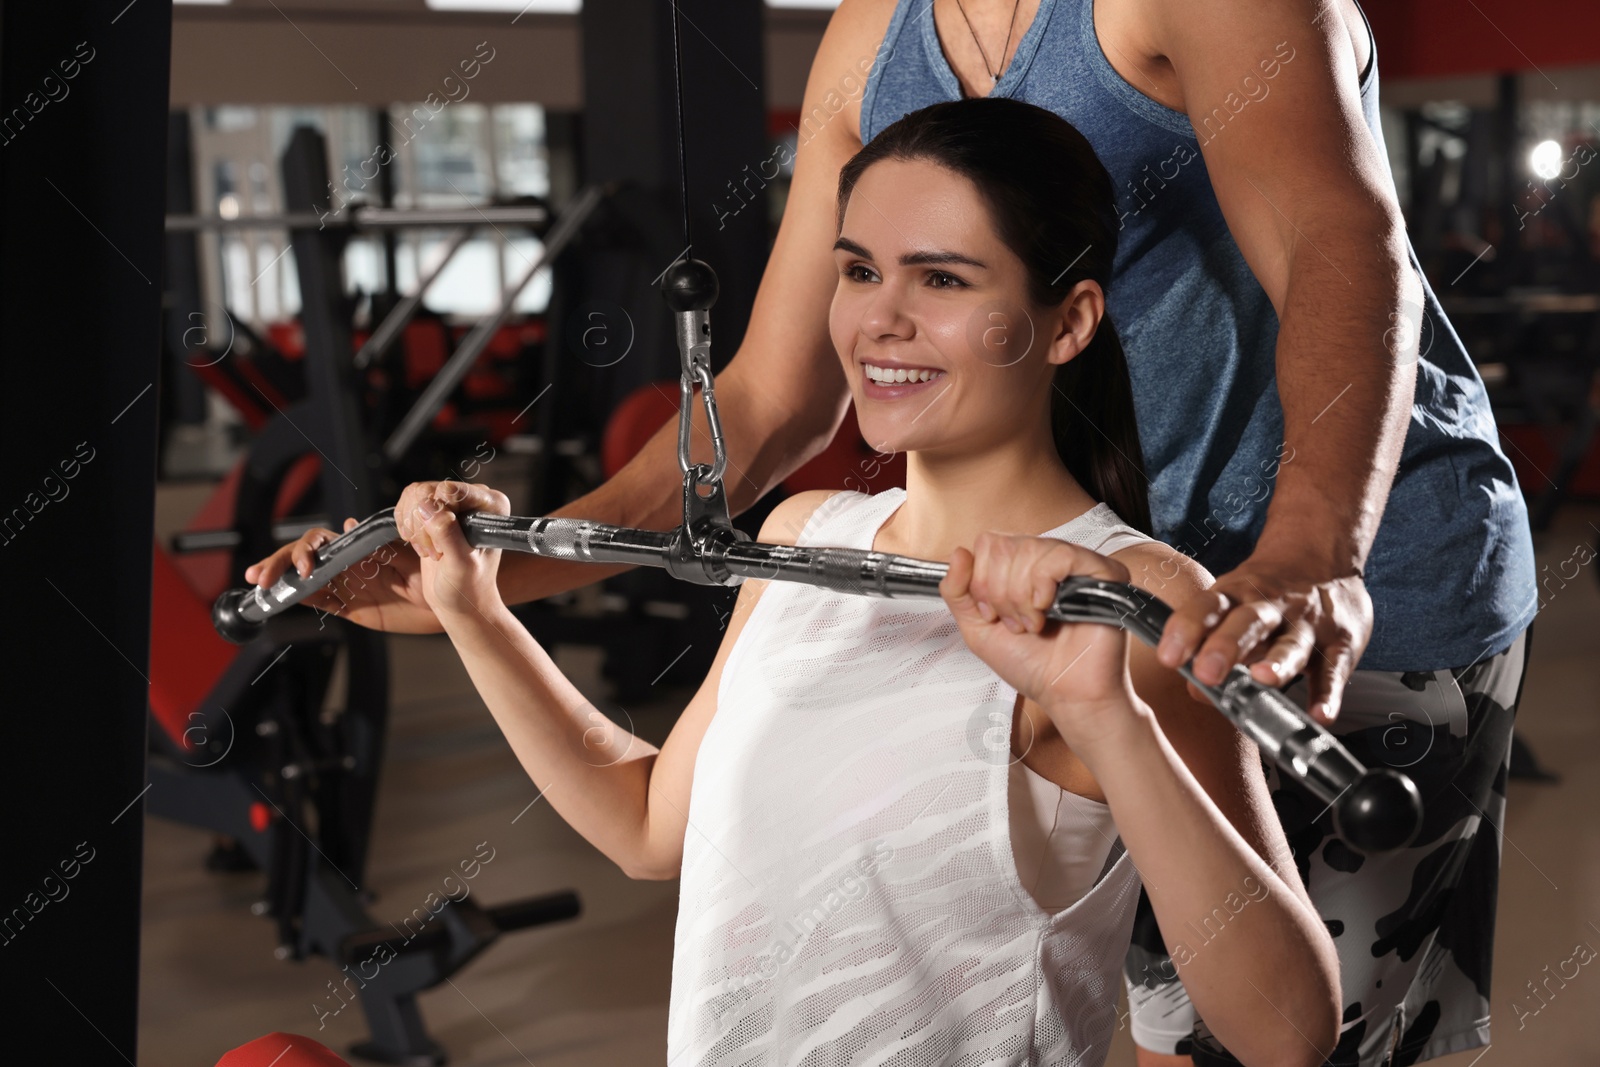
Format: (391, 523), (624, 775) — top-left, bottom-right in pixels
(426, 488), (841, 879)
(1017, 542), (1306, 909)
(945, 534), (1339, 1067)
(1119, 542), (1308, 910)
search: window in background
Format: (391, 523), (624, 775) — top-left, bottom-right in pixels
(404, 102), (492, 203)
(494, 104), (550, 198)
(187, 102), (555, 328)
(405, 231), (507, 319)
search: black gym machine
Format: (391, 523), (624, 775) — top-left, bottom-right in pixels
(152, 6), (775, 1061)
(151, 126), (591, 1067)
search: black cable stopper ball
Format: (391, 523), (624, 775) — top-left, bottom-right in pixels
(1333, 768), (1424, 854)
(660, 258), (718, 312)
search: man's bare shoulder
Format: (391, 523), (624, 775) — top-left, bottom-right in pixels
(828, 0), (900, 50)
(812, 0), (901, 139)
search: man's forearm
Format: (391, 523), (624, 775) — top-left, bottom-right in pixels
(1255, 220), (1421, 576)
(495, 366), (845, 605)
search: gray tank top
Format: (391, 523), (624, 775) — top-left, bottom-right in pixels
(860, 0), (1535, 672)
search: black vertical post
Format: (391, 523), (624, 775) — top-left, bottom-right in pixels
(280, 126), (381, 522)
(576, 0), (769, 399)
(1401, 110), (1422, 229)
(0, 1), (172, 1061)
(278, 126), (390, 883)
(374, 106), (402, 314)
(674, 0), (770, 363)
(162, 110), (210, 449)
(1493, 72), (1521, 276)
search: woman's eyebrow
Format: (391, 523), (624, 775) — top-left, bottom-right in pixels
(833, 236), (873, 258)
(833, 236), (987, 270)
(902, 249), (987, 269)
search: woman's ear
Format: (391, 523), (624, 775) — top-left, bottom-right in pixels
(1045, 280), (1106, 367)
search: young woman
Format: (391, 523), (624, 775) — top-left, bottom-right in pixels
(383, 98), (1338, 1066)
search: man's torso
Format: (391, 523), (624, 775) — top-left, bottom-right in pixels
(827, 0), (1536, 672)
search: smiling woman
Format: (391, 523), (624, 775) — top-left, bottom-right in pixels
(831, 96), (1151, 534)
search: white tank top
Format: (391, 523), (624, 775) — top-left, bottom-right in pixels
(669, 488), (1153, 1066)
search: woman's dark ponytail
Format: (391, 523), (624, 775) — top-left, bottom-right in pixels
(1049, 316), (1150, 533)
(838, 98), (1152, 533)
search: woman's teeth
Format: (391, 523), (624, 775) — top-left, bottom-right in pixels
(864, 364), (944, 384)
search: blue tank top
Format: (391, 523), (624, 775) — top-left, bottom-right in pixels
(860, 0), (1536, 672)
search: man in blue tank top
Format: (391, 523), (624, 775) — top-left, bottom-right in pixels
(250, 1), (1536, 1064)
(846, 2), (1534, 1066)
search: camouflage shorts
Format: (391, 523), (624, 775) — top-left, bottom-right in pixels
(1123, 627), (1532, 1067)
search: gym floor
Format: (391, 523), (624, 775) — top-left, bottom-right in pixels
(139, 484), (1600, 1066)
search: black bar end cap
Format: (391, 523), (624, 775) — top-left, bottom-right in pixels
(212, 587), (266, 645)
(1334, 768), (1424, 854)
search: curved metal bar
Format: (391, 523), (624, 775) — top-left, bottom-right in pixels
(213, 508), (1423, 853)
